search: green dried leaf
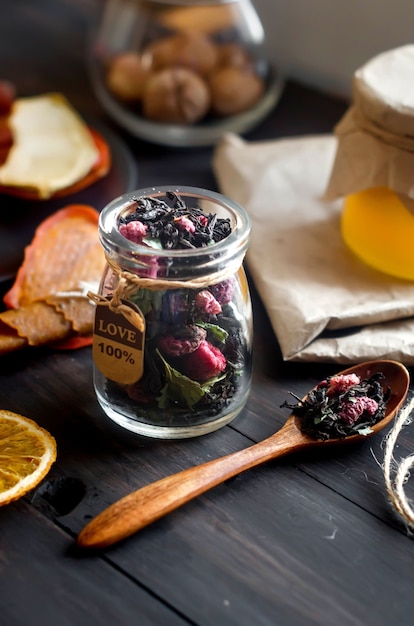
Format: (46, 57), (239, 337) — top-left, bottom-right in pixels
(156, 350), (205, 409)
(356, 426), (374, 436)
(142, 236), (163, 249)
(130, 288), (164, 317)
(196, 322), (228, 344)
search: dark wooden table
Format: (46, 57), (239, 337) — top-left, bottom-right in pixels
(2, 2), (414, 625)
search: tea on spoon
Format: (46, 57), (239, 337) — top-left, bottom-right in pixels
(281, 370), (390, 440)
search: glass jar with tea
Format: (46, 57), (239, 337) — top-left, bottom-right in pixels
(90, 186), (252, 438)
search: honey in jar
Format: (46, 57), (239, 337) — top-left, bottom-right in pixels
(342, 187), (414, 280)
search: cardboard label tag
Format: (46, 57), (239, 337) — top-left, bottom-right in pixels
(92, 299), (145, 385)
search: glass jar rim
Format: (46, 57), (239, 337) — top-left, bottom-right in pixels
(99, 184), (251, 260)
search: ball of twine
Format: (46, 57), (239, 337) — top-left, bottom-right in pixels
(382, 395), (414, 533)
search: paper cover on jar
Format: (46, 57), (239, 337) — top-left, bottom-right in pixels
(324, 45), (414, 212)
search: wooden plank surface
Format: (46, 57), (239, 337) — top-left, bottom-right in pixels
(1, 308), (414, 626)
(0, 499), (190, 626)
(1, 2), (414, 626)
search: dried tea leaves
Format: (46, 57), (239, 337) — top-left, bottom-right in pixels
(281, 372), (391, 440)
(119, 190), (232, 250)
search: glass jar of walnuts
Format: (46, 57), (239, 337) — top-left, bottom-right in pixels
(89, 0), (282, 146)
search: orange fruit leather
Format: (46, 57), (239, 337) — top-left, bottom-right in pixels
(0, 127), (111, 200)
(3, 205), (105, 351)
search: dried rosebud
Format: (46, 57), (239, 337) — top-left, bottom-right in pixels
(119, 220), (148, 243)
(139, 255), (160, 279)
(210, 279), (235, 305)
(182, 340), (226, 382)
(195, 290), (222, 315)
(199, 215), (208, 227)
(174, 216), (195, 233)
(158, 325), (206, 357)
(323, 373), (361, 396)
(338, 396), (379, 425)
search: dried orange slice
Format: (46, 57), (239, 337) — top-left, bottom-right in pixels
(0, 410), (57, 505)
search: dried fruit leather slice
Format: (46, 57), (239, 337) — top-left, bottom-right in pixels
(0, 301), (71, 351)
(0, 321), (27, 354)
(46, 296), (97, 335)
(4, 205), (103, 308)
(0, 300), (96, 356)
(46, 296), (99, 350)
(0, 205), (105, 354)
(0, 126), (110, 200)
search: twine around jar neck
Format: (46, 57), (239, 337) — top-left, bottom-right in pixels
(88, 252), (242, 331)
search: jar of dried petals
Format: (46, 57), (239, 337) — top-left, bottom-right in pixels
(90, 186), (252, 438)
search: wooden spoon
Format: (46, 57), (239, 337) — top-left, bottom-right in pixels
(78, 359), (410, 549)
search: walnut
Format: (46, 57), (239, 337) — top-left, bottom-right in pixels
(106, 52), (152, 103)
(216, 43), (254, 71)
(142, 67), (211, 124)
(209, 66), (265, 116)
(146, 32), (219, 77)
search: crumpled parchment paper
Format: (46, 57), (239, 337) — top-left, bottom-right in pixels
(213, 133), (414, 364)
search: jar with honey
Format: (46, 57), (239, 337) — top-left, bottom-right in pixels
(325, 45), (414, 280)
